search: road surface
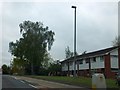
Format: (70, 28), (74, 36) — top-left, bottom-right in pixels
(2, 75), (36, 90)
(14, 76), (88, 89)
(2, 75), (89, 90)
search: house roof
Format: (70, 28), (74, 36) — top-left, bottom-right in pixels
(61, 46), (119, 63)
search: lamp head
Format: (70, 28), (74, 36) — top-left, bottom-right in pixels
(71, 6), (76, 8)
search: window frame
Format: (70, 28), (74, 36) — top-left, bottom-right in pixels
(85, 58), (90, 64)
(93, 57), (96, 62)
(79, 59), (83, 64)
(100, 56), (104, 62)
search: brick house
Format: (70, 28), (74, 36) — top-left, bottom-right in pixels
(61, 46), (120, 78)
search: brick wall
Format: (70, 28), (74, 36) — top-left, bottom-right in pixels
(104, 54), (116, 78)
(104, 54), (111, 78)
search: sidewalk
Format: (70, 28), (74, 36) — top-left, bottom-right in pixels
(14, 76), (85, 88)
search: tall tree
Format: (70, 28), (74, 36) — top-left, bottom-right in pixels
(9, 21), (55, 75)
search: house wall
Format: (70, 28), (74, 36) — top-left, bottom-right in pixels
(79, 59), (89, 70)
(69, 61), (74, 70)
(110, 48), (118, 55)
(76, 56), (104, 70)
(61, 48), (119, 78)
(62, 63), (68, 71)
(62, 56), (105, 71)
(104, 53), (117, 78)
(91, 56), (104, 69)
(104, 54), (112, 78)
(110, 56), (118, 68)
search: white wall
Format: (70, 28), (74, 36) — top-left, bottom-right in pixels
(62, 48), (119, 71)
(110, 48), (118, 55)
(110, 49), (118, 68)
(62, 56), (105, 71)
(91, 57), (104, 69)
(79, 59), (89, 70)
(62, 61), (74, 71)
(79, 56), (104, 70)
(69, 61), (74, 70)
(62, 63), (68, 71)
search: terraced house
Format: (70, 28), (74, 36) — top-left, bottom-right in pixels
(61, 46), (120, 78)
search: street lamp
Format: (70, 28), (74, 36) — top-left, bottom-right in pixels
(71, 6), (77, 77)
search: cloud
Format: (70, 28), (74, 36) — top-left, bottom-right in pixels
(1, 2), (118, 66)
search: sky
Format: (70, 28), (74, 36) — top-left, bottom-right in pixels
(0, 0), (119, 66)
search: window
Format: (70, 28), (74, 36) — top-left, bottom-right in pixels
(85, 58), (89, 63)
(69, 62), (73, 66)
(100, 56), (104, 62)
(79, 59), (83, 64)
(93, 57), (96, 62)
(63, 63), (66, 67)
(111, 55), (118, 58)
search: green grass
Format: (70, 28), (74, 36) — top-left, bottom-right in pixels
(26, 75), (118, 88)
(106, 78), (118, 88)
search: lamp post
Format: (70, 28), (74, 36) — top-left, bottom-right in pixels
(71, 6), (77, 77)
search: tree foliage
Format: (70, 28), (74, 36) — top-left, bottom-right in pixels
(48, 60), (61, 76)
(41, 52), (53, 69)
(9, 21), (55, 74)
(2, 64), (10, 74)
(112, 36), (120, 46)
(65, 46), (73, 59)
(10, 58), (26, 75)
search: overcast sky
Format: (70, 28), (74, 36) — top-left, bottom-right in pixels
(1, 0), (119, 66)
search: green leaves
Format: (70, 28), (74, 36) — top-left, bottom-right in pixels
(9, 20), (55, 75)
(2, 64), (10, 74)
(65, 46), (73, 59)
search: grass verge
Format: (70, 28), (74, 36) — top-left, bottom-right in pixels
(26, 75), (118, 88)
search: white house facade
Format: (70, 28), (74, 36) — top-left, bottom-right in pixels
(61, 46), (120, 78)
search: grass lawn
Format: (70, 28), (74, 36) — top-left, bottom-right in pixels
(26, 75), (119, 88)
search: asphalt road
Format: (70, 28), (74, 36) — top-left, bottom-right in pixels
(15, 76), (85, 88)
(2, 75), (36, 90)
(2, 75), (89, 90)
